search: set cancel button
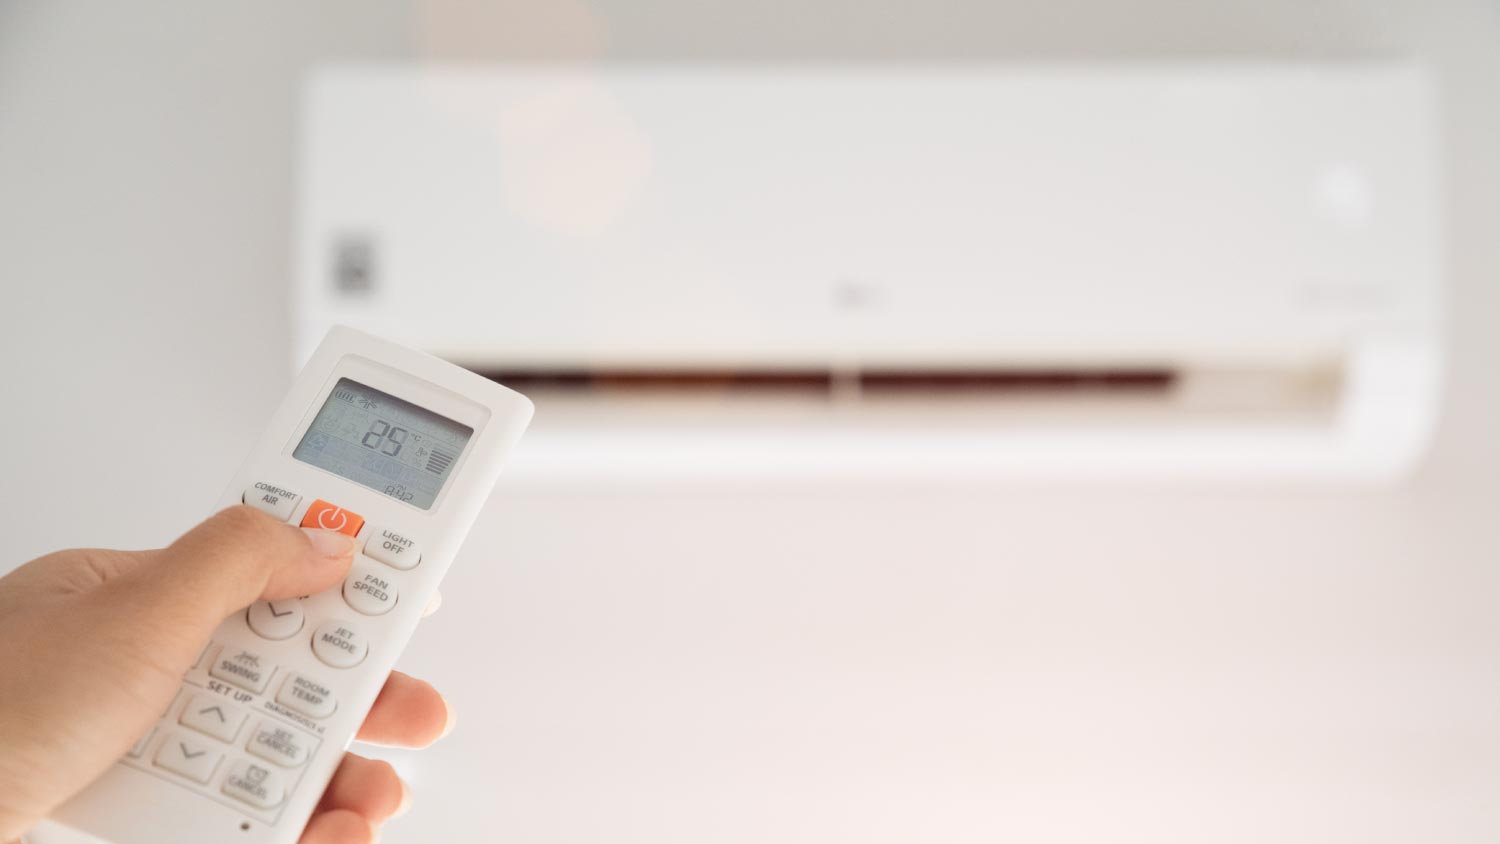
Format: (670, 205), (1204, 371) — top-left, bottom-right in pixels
(312, 620), (368, 669)
(248, 719), (313, 768)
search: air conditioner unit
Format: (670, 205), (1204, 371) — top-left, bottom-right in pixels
(296, 64), (1441, 481)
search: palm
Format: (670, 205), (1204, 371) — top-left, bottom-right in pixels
(0, 509), (452, 844)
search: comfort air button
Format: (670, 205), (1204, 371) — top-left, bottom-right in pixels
(242, 482), (301, 522)
(300, 500), (364, 537)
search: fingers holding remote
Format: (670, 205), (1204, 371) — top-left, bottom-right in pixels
(357, 670), (452, 748)
(310, 754), (410, 840)
(299, 808), (377, 844)
(142, 505), (356, 628)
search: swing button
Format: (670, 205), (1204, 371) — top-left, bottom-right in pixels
(300, 500), (363, 537)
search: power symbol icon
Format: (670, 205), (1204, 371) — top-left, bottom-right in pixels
(300, 499), (364, 536)
(317, 508), (348, 531)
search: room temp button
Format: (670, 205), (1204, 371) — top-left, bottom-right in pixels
(276, 673), (337, 719)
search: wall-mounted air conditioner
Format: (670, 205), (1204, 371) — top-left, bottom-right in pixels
(297, 64), (1441, 481)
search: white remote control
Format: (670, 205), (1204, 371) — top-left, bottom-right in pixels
(39, 326), (533, 844)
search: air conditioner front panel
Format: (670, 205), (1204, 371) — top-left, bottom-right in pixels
(298, 64), (1442, 481)
(301, 65), (1438, 369)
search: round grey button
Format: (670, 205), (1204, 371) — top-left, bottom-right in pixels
(246, 600), (304, 640)
(311, 620), (368, 669)
(342, 564), (398, 616)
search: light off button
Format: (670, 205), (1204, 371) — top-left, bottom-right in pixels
(343, 564), (398, 616)
(209, 647), (274, 693)
(276, 673), (337, 719)
(242, 482), (301, 522)
(312, 620), (367, 669)
(365, 528), (421, 570)
(222, 759), (286, 810)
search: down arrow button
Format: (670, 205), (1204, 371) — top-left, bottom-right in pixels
(247, 599), (305, 640)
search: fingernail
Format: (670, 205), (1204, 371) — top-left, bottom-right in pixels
(440, 696), (457, 739)
(422, 591), (443, 617)
(393, 777), (412, 818)
(302, 528), (355, 557)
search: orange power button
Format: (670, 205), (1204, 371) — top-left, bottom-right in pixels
(300, 500), (364, 537)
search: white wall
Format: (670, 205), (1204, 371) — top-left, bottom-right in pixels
(3, 1), (1500, 841)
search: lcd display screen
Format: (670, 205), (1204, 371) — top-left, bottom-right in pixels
(292, 378), (472, 509)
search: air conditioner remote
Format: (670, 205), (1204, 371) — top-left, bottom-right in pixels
(38, 325), (533, 844)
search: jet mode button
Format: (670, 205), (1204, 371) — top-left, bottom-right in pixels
(312, 620), (368, 669)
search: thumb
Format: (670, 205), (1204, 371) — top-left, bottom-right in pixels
(142, 505), (356, 626)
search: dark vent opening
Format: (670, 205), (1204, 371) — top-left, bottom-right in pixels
(476, 368), (1178, 394)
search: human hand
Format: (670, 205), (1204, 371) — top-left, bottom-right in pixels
(0, 506), (452, 843)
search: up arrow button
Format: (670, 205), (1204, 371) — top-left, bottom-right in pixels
(179, 691), (247, 742)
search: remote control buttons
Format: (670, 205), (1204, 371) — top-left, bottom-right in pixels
(209, 647), (274, 693)
(301, 499), (364, 537)
(222, 759), (286, 809)
(242, 482), (301, 522)
(246, 600), (305, 640)
(365, 529), (422, 570)
(179, 693), (246, 743)
(126, 727), (156, 759)
(247, 720), (312, 768)
(312, 621), (368, 668)
(155, 733), (222, 783)
(277, 673), (337, 719)
(343, 564), (398, 616)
